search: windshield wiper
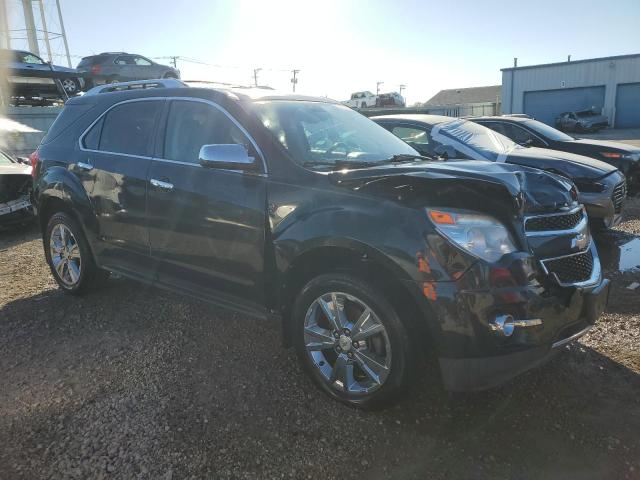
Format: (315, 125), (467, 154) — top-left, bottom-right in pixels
(303, 160), (377, 170)
(385, 153), (435, 163)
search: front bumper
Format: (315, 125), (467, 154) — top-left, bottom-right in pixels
(0, 197), (34, 227)
(436, 278), (610, 391)
(579, 172), (626, 226)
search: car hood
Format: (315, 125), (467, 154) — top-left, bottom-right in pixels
(50, 64), (79, 74)
(328, 160), (577, 215)
(506, 147), (617, 181)
(569, 138), (640, 153)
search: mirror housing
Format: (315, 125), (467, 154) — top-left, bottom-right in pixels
(198, 144), (256, 170)
(433, 144), (456, 160)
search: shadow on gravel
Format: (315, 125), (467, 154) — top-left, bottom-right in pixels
(0, 276), (638, 480)
(0, 222), (40, 250)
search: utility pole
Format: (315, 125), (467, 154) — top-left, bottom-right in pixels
(170, 56), (178, 69)
(253, 68), (262, 87)
(399, 84), (406, 97)
(376, 81), (384, 96)
(0, 0), (11, 49)
(291, 69), (300, 92)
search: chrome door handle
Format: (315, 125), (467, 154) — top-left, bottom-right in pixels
(77, 162), (93, 171)
(150, 178), (174, 190)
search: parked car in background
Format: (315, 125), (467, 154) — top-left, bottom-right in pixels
(374, 114), (627, 229)
(0, 49), (85, 101)
(556, 109), (609, 132)
(76, 52), (180, 87)
(473, 115), (640, 193)
(376, 92), (405, 107)
(345, 91), (377, 108)
(32, 80), (609, 408)
(0, 148), (34, 228)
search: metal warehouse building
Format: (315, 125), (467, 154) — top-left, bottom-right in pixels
(501, 53), (640, 128)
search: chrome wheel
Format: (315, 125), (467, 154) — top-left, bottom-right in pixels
(49, 223), (82, 287)
(61, 78), (77, 93)
(304, 292), (392, 395)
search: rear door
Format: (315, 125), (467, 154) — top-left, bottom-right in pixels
(79, 99), (163, 275)
(146, 98), (268, 309)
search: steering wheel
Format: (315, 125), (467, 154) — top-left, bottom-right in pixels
(325, 141), (350, 157)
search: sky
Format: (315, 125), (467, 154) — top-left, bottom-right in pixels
(5, 0), (640, 105)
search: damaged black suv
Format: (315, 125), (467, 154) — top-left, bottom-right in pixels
(33, 80), (610, 408)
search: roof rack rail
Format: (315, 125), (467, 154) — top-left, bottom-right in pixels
(84, 79), (187, 96)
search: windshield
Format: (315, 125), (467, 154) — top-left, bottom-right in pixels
(0, 150), (15, 165)
(436, 119), (519, 161)
(253, 101), (417, 169)
(524, 119), (574, 141)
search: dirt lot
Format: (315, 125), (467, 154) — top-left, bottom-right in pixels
(1, 199), (639, 480)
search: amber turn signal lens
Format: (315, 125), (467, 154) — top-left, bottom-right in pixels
(428, 210), (455, 225)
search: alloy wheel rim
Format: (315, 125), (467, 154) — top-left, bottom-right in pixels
(62, 79), (76, 92)
(304, 292), (392, 396)
(49, 223), (82, 286)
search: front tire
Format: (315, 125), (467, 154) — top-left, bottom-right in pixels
(44, 212), (105, 294)
(292, 273), (414, 409)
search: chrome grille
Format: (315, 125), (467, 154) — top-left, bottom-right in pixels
(612, 181), (626, 214)
(542, 249), (594, 284)
(525, 209), (583, 232)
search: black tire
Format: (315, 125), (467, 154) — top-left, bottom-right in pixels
(44, 212), (106, 295)
(292, 273), (414, 409)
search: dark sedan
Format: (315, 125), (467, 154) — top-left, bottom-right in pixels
(473, 115), (640, 193)
(373, 114), (627, 229)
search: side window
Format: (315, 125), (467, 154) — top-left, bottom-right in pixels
(501, 123), (534, 144)
(83, 117), (104, 150)
(114, 56), (133, 65)
(134, 56), (152, 66)
(21, 53), (44, 64)
(391, 126), (429, 145)
(163, 100), (254, 164)
(99, 101), (162, 156)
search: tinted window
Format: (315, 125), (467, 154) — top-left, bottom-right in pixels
(99, 101), (161, 156)
(83, 117), (104, 150)
(164, 101), (252, 164)
(115, 55), (135, 65)
(524, 119), (573, 141)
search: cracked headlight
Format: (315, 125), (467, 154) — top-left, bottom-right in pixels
(428, 209), (517, 263)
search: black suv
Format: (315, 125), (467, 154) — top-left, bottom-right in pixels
(33, 80), (610, 408)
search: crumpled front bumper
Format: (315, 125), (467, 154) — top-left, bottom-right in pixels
(436, 278), (610, 391)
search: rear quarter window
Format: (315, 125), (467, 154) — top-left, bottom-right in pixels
(40, 103), (96, 145)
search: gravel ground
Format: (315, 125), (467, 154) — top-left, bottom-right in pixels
(0, 199), (639, 480)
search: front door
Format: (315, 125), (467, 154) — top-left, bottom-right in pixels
(79, 99), (163, 275)
(146, 99), (268, 308)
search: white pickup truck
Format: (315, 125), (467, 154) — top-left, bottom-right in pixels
(345, 91), (377, 108)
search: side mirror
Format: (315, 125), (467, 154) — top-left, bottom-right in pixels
(433, 144), (456, 160)
(198, 144), (256, 170)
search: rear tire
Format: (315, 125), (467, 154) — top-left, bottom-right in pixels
(292, 273), (414, 409)
(44, 212), (106, 295)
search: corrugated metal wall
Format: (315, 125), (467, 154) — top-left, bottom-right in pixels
(502, 55), (640, 127)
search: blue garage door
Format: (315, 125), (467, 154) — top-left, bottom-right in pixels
(615, 83), (640, 128)
(523, 86), (606, 126)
